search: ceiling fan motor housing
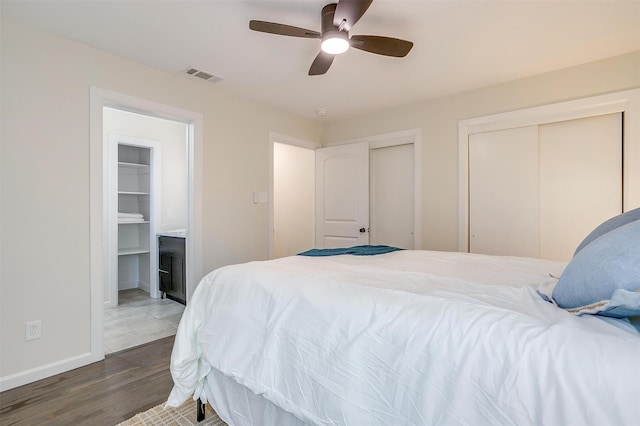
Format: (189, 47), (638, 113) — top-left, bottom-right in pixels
(322, 3), (342, 34)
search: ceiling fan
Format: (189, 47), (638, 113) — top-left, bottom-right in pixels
(249, 0), (414, 76)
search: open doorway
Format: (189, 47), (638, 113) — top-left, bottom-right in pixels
(103, 108), (188, 353)
(269, 133), (321, 258)
(273, 142), (316, 258)
(90, 87), (203, 360)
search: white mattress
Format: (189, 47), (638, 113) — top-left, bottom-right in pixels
(167, 250), (640, 425)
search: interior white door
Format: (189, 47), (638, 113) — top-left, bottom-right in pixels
(315, 143), (369, 248)
(469, 126), (540, 257)
(538, 113), (622, 261)
(370, 143), (414, 248)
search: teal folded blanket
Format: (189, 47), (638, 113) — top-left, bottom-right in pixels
(298, 245), (403, 257)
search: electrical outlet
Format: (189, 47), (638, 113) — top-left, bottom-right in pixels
(26, 320), (42, 341)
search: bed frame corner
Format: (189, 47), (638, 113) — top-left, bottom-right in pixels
(196, 397), (206, 422)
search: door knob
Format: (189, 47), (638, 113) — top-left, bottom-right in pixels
(359, 227), (366, 233)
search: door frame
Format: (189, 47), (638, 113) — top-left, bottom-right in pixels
(90, 87), (203, 359)
(458, 89), (640, 253)
(324, 128), (423, 249)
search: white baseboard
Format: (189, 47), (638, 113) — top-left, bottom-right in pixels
(118, 281), (151, 293)
(0, 351), (103, 392)
(138, 280), (150, 293)
(118, 280), (139, 291)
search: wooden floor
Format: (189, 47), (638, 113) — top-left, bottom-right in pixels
(0, 336), (175, 425)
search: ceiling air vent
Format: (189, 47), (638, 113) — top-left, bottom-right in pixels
(186, 67), (223, 83)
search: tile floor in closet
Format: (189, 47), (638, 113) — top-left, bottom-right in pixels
(104, 288), (185, 354)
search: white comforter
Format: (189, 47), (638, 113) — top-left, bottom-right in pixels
(167, 250), (640, 425)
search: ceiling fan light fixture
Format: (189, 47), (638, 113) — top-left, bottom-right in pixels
(249, 0), (413, 75)
(321, 31), (349, 55)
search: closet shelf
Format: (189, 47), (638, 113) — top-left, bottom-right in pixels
(118, 221), (150, 225)
(118, 191), (150, 195)
(118, 247), (150, 256)
(118, 161), (150, 170)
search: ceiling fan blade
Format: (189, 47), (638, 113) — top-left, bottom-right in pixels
(334, 0), (373, 31)
(350, 35), (414, 57)
(309, 51), (335, 76)
(249, 20), (320, 38)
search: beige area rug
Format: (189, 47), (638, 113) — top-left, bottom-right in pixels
(118, 399), (227, 425)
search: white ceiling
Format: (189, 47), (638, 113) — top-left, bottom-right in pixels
(2, 0), (639, 122)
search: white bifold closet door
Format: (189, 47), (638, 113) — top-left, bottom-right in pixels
(469, 113), (622, 262)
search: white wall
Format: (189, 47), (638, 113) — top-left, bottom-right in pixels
(0, 16), (322, 384)
(324, 51), (640, 252)
(104, 107), (189, 232)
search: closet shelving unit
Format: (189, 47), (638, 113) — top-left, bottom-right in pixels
(118, 160), (150, 256)
(115, 143), (156, 300)
(106, 135), (160, 308)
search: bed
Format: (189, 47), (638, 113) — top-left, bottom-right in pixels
(166, 229), (640, 425)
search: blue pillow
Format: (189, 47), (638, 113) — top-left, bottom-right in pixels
(553, 219), (640, 318)
(573, 207), (640, 256)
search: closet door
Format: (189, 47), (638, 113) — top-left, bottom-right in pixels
(468, 114), (622, 262)
(468, 126), (539, 257)
(370, 143), (414, 249)
(539, 113), (622, 260)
